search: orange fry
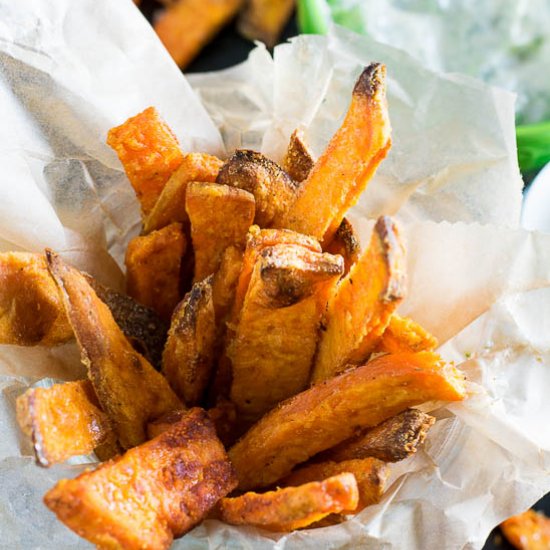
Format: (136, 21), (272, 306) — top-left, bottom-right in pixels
(219, 473), (358, 532)
(281, 458), (389, 512)
(45, 408), (237, 550)
(143, 153), (223, 234)
(501, 510), (550, 550)
(186, 182), (255, 282)
(125, 222), (186, 321)
(0, 252), (72, 346)
(107, 107), (184, 214)
(278, 64), (391, 244)
(311, 216), (406, 383)
(229, 351), (465, 490)
(211, 245), (243, 323)
(377, 314), (438, 354)
(46, 251), (182, 450)
(155, 0), (244, 69)
(282, 129), (315, 183)
(324, 217), (360, 276)
(16, 380), (116, 467)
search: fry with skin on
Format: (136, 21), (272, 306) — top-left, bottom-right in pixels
(162, 277), (217, 406)
(211, 245), (243, 323)
(143, 153), (224, 234)
(227, 244), (344, 423)
(125, 222), (186, 321)
(107, 107), (184, 214)
(46, 251), (182, 450)
(237, 0), (295, 49)
(155, 0), (244, 69)
(376, 314), (439, 354)
(186, 182), (255, 282)
(500, 510), (550, 550)
(277, 64), (391, 244)
(0, 252), (72, 346)
(229, 351), (465, 490)
(16, 380), (116, 467)
(216, 150), (298, 227)
(311, 216), (406, 383)
(219, 473), (358, 532)
(321, 409), (435, 463)
(325, 217), (361, 276)
(45, 408), (237, 550)
(282, 129), (315, 183)
(281, 458), (389, 512)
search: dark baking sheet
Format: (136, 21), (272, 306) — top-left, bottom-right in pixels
(139, 3), (549, 548)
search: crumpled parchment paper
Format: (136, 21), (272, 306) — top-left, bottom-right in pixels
(1, 2), (550, 549)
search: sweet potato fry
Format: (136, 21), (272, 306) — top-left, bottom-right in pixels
(125, 222), (186, 321)
(229, 351), (465, 490)
(227, 244), (344, 423)
(107, 107), (184, 214)
(321, 409), (435, 463)
(143, 153), (224, 234)
(16, 380), (116, 467)
(311, 216), (406, 383)
(45, 408), (237, 550)
(211, 245), (243, 323)
(282, 129), (315, 183)
(46, 251), (182, 450)
(281, 458), (389, 512)
(155, 0), (244, 69)
(325, 217), (360, 276)
(186, 182), (255, 282)
(376, 314), (439, 354)
(0, 252), (72, 346)
(237, 0), (295, 49)
(162, 277), (217, 406)
(85, 275), (169, 370)
(219, 473), (358, 532)
(278, 64), (391, 244)
(216, 150), (298, 227)
(500, 510), (550, 550)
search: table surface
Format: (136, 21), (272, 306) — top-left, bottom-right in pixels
(139, 3), (549, 548)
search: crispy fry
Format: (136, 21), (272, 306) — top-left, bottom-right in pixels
(186, 182), (255, 282)
(45, 408), (237, 550)
(85, 275), (169, 371)
(321, 409), (435, 463)
(143, 153), (224, 234)
(282, 129), (315, 183)
(107, 107), (184, 214)
(500, 510), (550, 550)
(229, 351), (465, 490)
(216, 150), (298, 227)
(237, 0), (295, 49)
(278, 64), (391, 244)
(155, 0), (244, 69)
(0, 252), (72, 346)
(219, 473), (358, 532)
(281, 458), (389, 512)
(227, 244), (343, 423)
(125, 222), (186, 321)
(211, 245), (243, 323)
(16, 380), (116, 467)
(162, 277), (217, 406)
(46, 251), (182, 450)
(325, 217), (360, 276)
(311, 216), (406, 383)
(376, 314), (439, 354)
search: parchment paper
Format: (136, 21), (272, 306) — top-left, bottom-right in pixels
(1, 2), (550, 549)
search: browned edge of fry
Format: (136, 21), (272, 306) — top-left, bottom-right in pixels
(282, 129), (315, 183)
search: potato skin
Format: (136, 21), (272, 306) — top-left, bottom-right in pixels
(16, 380), (116, 467)
(229, 351), (465, 490)
(219, 473), (359, 532)
(325, 217), (361, 276)
(107, 107), (184, 214)
(46, 251), (183, 450)
(0, 252), (72, 346)
(282, 129), (315, 183)
(45, 408), (237, 550)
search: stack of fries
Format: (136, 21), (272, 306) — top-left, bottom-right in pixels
(139, 0), (296, 69)
(9, 64), (467, 548)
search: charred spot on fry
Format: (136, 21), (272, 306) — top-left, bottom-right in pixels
(283, 129), (315, 183)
